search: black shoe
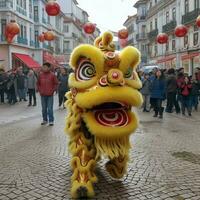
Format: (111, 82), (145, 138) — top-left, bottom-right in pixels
(19, 99), (22, 102)
(189, 113), (192, 116)
(41, 121), (48, 125)
(153, 114), (158, 117)
(159, 115), (163, 119)
(24, 99), (27, 101)
(49, 122), (54, 126)
(28, 104), (31, 107)
(33, 103), (36, 106)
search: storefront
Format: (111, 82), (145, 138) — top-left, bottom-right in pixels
(181, 52), (200, 75)
(156, 55), (176, 69)
(12, 53), (41, 73)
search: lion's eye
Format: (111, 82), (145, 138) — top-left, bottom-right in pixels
(124, 68), (133, 79)
(76, 60), (96, 81)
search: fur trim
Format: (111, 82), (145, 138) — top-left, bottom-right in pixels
(75, 87), (143, 109)
(119, 46), (141, 73)
(82, 111), (138, 139)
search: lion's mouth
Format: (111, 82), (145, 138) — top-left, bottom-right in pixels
(87, 102), (131, 127)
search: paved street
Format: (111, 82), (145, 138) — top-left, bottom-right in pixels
(0, 102), (200, 200)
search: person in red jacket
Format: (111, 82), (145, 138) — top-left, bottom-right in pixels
(180, 76), (192, 116)
(37, 63), (58, 126)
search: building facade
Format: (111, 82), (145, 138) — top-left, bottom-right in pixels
(124, 0), (200, 74)
(0, 0), (100, 71)
(147, 0), (200, 74)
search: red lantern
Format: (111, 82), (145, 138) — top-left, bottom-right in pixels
(44, 31), (55, 41)
(5, 20), (20, 43)
(119, 38), (128, 48)
(83, 23), (96, 34)
(45, 0), (60, 16)
(156, 33), (168, 44)
(118, 29), (128, 40)
(38, 34), (45, 42)
(175, 25), (188, 37)
(196, 15), (200, 27)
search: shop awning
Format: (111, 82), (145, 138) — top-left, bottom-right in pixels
(43, 52), (59, 67)
(13, 53), (40, 69)
(181, 52), (200, 60)
(157, 56), (176, 64)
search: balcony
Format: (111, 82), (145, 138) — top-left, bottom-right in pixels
(47, 45), (54, 52)
(136, 15), (147, 23)
(162, 20), (177, 33)
(16, 6), (27, 16)
(0, 1), (13, 9)
(17, 37), (28, 45)
(148, 29), (158, 40)
(136, 33), (147, 41)
(182, 9), (200, 25)
(35, 42), (40, 48)
(30, 40), (35, 47)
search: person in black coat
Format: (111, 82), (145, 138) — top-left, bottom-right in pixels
(0, 68), (8, 103)
(165, 68), (180, 113)
(58, 68), (69, 108)
(190, 74), (200, 111)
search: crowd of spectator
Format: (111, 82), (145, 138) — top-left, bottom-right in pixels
(140, 67), (200, 118)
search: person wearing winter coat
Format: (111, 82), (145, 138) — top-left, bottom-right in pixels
(16, 67), (27, 101)
(140, 73), (151, 112)
(27, 70), (37, 106)
(150, 69), (166, 119)
(7, 72), (17, 105)
(58, 68), (69, 108)
(0, 68), (8, 103)
(190, 74), (200, 111)
(180, 76), (192, 116)
(37, 62), (58, 126)
(165, 68), (180, 113)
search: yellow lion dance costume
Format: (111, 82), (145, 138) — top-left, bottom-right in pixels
(65, 31), (143, 198)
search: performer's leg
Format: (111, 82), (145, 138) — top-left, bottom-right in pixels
(69, 131), (97, 198)
(105, 155), (129, 179)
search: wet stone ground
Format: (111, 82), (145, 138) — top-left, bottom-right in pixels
(0, 104), (200, 200)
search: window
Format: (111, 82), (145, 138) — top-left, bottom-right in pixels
(172, 39), (176, 50)
(184, 35), (188, 47)
(155, 45), (157, 55)
(166, 11), (169, 23)
(150, 21), (153, 31)
(185, 0), (189, 14)
(172, 8), (176, 20)
(194, 0), (199, 9)
(20, 24), (23, 38)
(24, 26), (27, 38)
(34, 30), (39, 43)
(193, 32), (198, 46)
(155, 18), (157, 29)
(34, 6), (38, 21)
(166, 42), (169, 52)
(1, 19), (6, 36)
(63, 24), (69, 33)
(150, 1), (152, 8)
(64, 41), (70, 51)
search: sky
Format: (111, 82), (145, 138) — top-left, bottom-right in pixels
(77, 0), (137, 33)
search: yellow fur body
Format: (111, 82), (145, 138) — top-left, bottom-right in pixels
(65, 32), (143, 198)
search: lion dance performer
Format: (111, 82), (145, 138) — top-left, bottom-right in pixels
(65, 31), (143, 198)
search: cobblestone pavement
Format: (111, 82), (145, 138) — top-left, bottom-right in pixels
(0, 106), (200, 200)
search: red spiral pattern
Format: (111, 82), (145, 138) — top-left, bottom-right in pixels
(94, 109), (130, 127)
